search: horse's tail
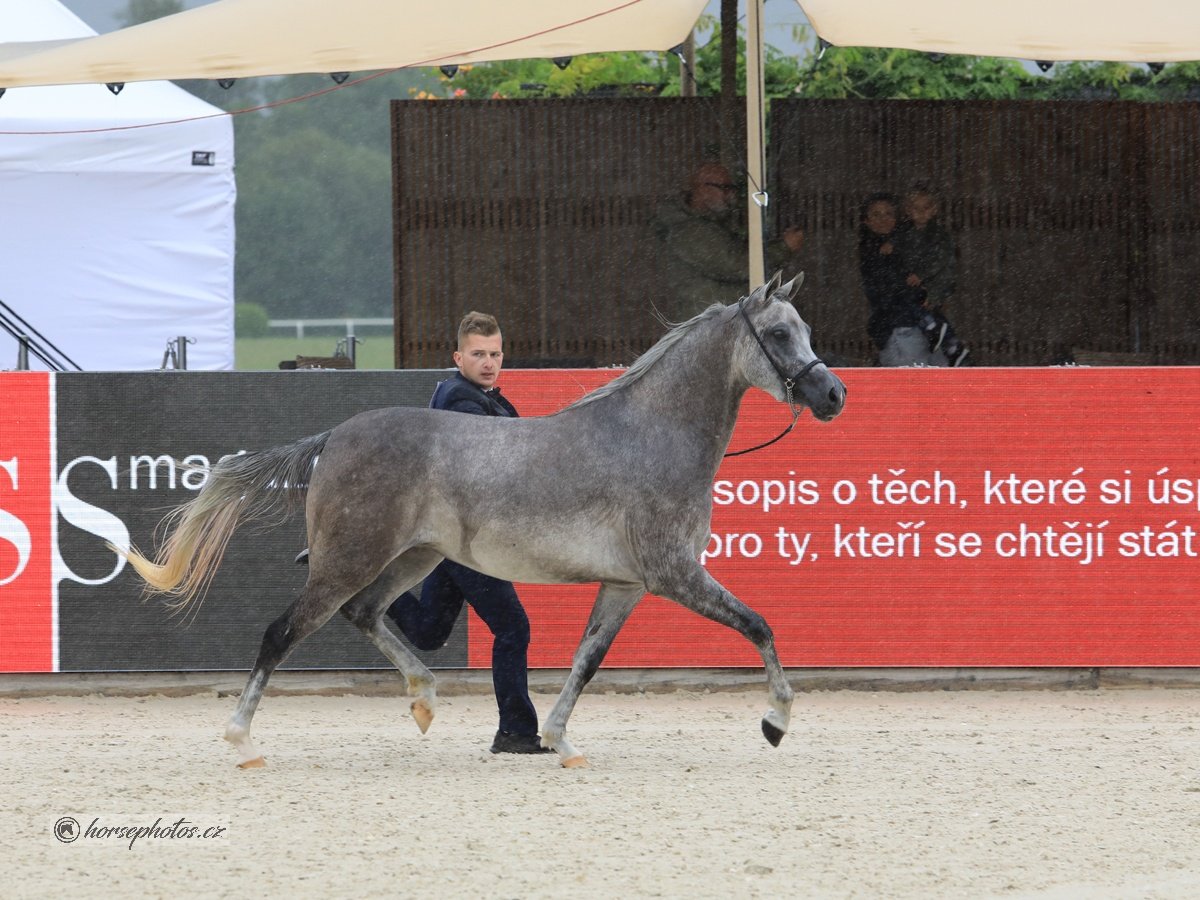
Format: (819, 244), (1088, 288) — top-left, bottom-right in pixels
(110, 431), (331, 615)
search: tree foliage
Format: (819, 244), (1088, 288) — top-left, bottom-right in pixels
(426, 54), (675, 100)
(798, 48), (1031, 100)
(678, 16), (822, 98)
(229, 72), (436, 318)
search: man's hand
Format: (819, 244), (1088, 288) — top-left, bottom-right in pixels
(782, 225), (805, 254)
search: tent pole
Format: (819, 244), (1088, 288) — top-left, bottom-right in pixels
(719, 0), (739, 169)
(745, 0), (766, 290)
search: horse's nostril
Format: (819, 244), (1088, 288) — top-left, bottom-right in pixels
(829, 385), (842, 405)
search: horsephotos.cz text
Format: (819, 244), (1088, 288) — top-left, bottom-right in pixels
(54, 815), (227, 849)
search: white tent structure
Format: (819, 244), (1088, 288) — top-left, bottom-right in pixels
(801, 0), (1200, 64)
(0, 0), (709, 88)
(0, 0), (1190, 90)
(0, 0), (234, 372)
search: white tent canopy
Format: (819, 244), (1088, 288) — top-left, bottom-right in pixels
(0, 0), (235, 371)
(801, 0), (1200, 64)
(0, 0), (708, 89)
(796, 0), (1200, 63)
(0, 0), (1192, 92)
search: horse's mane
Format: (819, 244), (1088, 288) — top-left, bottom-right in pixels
(563, 302), (731, 411)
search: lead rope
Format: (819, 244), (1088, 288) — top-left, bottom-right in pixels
(722, 377), (799, 457)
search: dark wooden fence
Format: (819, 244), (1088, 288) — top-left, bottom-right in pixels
(772, 100), (1200, 365)
(391, 98), (739, 368)
(393, 98), (1200, 367)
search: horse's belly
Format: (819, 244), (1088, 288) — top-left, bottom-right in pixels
(457, 537), (639, 586)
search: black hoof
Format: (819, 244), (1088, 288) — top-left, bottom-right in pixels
(761, 719), (785, 747)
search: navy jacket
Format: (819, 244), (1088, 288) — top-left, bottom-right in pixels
(430, 371), (518, 418)
(859, 228), (925, 350)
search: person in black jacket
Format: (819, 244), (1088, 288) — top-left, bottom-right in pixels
(860, 191), (970, 367)
(384, 312), (551, 754)
(294, 312), (548, 754)
(896, 184), (969, 366)
(859, 192), (925, 356)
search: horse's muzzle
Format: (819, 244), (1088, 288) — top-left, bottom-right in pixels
(792, 361), (846, 422)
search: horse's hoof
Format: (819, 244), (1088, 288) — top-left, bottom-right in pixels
(761, 719), (785, 747)
(561, 755), (589, 769)
(237, 756), (266, 769)
(411, 700), (433, 734)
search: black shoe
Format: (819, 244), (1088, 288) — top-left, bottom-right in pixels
(294, 548), (309, 565)
(489, 730), (553, 754)
(949, 346), (970, 367)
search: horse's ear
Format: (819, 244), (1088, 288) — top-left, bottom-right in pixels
(744, 280), (771, 307)
(746, 271), (784, 308)
(780, 272), (805, 302)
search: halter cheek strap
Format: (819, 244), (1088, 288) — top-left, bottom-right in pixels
(724, 298), (826, 459)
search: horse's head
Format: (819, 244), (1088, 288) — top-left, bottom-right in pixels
(735, 273), (847, 422)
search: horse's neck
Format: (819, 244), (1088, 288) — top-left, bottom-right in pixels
(623, 321), (746, 446)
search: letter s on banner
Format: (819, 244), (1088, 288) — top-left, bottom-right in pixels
(55, 456), (130, 586)
(0, 457), (32, 586)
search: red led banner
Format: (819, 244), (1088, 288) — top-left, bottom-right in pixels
(496, 368), (1200, 668)
(0, 373), (54, 671)
(4, 368), (1200, 673)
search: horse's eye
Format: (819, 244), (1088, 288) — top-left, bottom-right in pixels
(770, 327), (788, 341)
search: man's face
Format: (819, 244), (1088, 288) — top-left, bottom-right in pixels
(454, 331), (503, 389)
(691, 165), (737, 214)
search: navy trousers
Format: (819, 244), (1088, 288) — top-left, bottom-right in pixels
(386, 560), (539, 736)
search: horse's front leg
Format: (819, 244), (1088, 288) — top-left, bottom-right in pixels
(542, 582), (644, 768)
(652, 561), (794, 748)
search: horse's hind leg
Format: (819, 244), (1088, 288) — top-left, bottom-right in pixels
(338, 549), (444, 734)
(652, 561), (794, 748)
(542, 582), (644, 768)
(225, 577), (352, 768)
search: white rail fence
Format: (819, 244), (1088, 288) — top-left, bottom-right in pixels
(268, 318), (393, 338)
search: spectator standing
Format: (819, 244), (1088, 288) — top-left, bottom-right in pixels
(896, 183), (969, 366)
(654, 162), (804, 320)
(858, 192), (927, 364)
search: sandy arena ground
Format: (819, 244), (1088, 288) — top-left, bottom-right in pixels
(3, 680), (1200, 899)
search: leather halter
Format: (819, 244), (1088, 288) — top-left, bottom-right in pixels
(723, 296), (828, 459)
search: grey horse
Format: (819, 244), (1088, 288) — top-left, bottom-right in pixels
(113, 273), (846, 768)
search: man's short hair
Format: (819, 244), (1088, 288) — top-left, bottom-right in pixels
(457, 311), (501, 348)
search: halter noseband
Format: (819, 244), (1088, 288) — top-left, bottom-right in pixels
(724, 296), (827, 458)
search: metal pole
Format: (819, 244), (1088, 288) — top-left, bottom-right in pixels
(16, 334), (29, 370)
(745, 0), (767, 289)
(680, 32), (696, 97)
(346, 333), (357, 368)
(177, 336), (189, 371)
(719, 0), (739, 171)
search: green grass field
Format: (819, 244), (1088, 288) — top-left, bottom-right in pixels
(235, 334), (397, 370)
